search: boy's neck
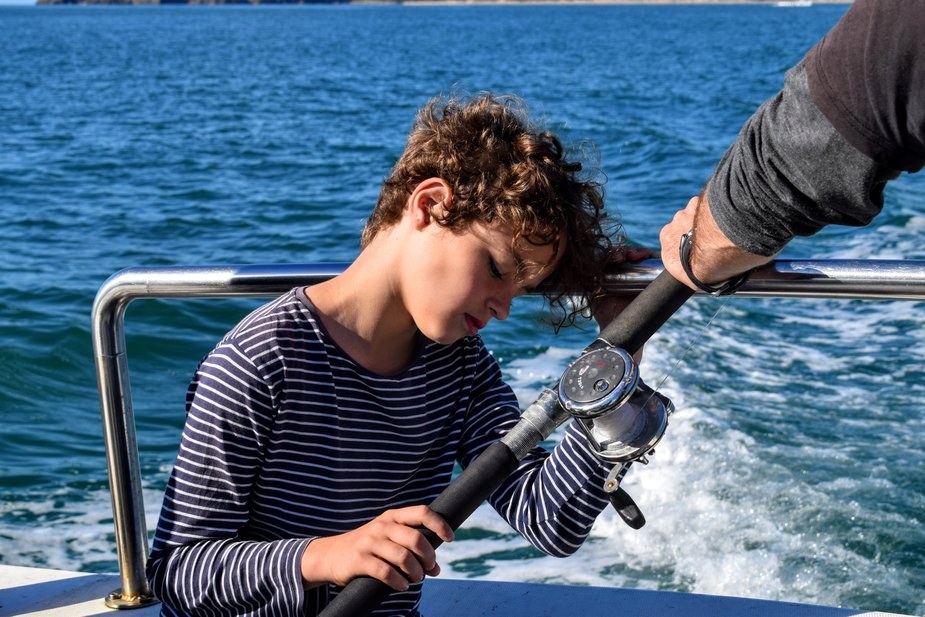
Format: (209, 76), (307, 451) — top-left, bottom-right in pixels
(306, 240), (419, 376)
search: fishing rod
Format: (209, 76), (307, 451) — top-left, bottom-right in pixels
(318, 271), (694, 617)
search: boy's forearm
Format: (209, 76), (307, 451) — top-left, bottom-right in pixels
(492, 422), (612, 557)
(148, 537), (311, 614)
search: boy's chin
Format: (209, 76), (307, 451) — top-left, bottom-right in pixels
(420, 325), (470, 346)
(429, 333), (466, 345)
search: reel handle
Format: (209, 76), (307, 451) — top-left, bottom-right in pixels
(610, 486), (646, 529)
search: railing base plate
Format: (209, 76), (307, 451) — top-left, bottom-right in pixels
(105, 589), (160, 610)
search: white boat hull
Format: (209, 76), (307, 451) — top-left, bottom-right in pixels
(0, 565), (912, 617)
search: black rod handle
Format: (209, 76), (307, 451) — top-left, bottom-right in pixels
(318, 441), (520, 617)
(597, 270), (694, 353)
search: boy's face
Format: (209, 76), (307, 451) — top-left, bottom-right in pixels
(404, 219), (562, 345)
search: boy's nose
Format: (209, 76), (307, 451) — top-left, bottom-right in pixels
(489, 297), (511, 321)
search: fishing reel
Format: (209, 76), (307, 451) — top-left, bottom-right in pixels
(558, 346), (673, 529)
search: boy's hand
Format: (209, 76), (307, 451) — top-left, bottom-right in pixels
(300, 505), (454, 591)
(593, 244), (657, 362)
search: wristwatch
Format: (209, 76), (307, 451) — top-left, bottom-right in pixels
(678, 229), (751, 296)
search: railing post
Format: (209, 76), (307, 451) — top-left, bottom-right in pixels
(91, 263), (346, 609)
(92, 279), (157, 609)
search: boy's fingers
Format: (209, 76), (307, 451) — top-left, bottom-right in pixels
(372, 561), (413, 592)
(392, 506), (455, 543)
(388, 525), (437, 570)
(360, 505), (453, 587)
(420, 510), (454, 543)
(624, 246), (657, 261)
(614, 244), (658, 265)
(383, 543), (426, 583)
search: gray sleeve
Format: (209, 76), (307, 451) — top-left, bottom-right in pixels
(707, 60), (899, 257)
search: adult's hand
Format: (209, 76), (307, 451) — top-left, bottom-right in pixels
(300, 505), (454, 592)
(659, 192), (773, 291)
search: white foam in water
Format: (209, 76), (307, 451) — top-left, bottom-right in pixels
(466, 325), (923, 611)
(0, 486), (164, 574)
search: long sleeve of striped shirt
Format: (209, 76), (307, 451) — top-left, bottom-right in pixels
(458, 358), (611, 558)
(147, 288), (612, 616)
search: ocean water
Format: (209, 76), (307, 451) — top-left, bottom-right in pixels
(1, 3), (924, 615)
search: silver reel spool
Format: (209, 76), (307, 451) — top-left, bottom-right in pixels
(559, 347), (672, 463)
(558, 346), (673, 528)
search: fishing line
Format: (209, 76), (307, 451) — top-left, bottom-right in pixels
(643, 295), (730, 408)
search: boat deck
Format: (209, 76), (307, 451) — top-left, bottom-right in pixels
(0, 565), (911, 617)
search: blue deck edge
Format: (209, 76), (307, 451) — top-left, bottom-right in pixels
(420, 578), (895, 617)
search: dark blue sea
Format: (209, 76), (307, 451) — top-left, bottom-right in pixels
(1, 3), (923, 615)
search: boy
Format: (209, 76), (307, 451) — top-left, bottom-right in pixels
(148, 93), (621, 616)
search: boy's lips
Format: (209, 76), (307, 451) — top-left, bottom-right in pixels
(464, 314), (485, 336)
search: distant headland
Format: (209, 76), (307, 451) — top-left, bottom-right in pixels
(34, 0), (851, 6)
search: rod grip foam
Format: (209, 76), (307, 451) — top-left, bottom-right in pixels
(598, 271), (694, 353)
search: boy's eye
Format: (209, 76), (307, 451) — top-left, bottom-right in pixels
(489, 258), (504, 280)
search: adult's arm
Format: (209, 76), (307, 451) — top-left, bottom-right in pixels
(662, 0), (925, 288)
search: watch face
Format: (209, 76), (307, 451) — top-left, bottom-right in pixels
(559, 347), (637, 416)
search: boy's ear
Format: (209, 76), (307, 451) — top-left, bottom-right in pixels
(407, 178), (452, 228)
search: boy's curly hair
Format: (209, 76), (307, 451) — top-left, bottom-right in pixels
(362, 93), (620, 328)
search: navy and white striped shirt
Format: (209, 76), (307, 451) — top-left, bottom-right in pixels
(147, 287), (611, 616)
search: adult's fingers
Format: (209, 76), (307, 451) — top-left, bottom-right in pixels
(659, 196), (700, 289)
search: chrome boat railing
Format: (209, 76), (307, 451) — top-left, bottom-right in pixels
(90, 259), (925, 608)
